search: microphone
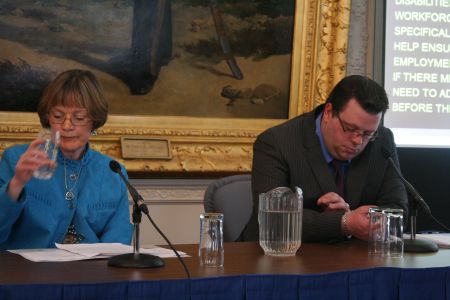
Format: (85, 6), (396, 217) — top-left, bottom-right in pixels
(107, 160), (164, 268)
(109, 160), (148, 214)
(381, 147), (438, 253)
(108, 160), (191, 278)
(381, 148), (431, 215)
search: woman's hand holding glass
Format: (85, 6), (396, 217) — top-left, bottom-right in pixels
(8, 131), (59, 200)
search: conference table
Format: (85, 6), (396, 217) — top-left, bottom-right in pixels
(1, 241), (449, 299)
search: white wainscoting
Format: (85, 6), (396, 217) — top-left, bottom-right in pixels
(128, 179), (213, 246)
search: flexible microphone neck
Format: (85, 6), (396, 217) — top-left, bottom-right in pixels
(381, 147), (431, 215)
(109, 160), (148, 214)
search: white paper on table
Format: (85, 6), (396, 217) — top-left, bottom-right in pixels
(140, 245), (189, 258)
(8, 243), (189, 262)
(404, 233), (450, 249)
(8, 248), (107, 262)
(55, 243), (189, 258)
(55, 243), (132, 257)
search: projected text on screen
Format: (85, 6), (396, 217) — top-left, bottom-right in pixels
(384, 0), (450, 147)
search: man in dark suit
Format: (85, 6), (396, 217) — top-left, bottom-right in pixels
(243, 75), (408, 243)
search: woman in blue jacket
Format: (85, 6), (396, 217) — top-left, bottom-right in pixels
(0, 69), (132, 249)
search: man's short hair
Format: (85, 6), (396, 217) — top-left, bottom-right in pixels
(325, 75), (389, 115)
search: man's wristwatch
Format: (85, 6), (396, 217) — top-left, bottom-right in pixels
(341, 211), (352, 239)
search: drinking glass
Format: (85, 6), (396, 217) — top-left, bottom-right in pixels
(199, 213), (224, 267)
(381, 208), (404, 258)
(368, 207), (385, 255)
(368, 207), (404, 258)
(33, 129), (60, 179)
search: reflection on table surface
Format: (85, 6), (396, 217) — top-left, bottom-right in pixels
(1, 241), (449, 285)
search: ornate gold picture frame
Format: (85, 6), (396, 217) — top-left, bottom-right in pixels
(0, 0), (349, 173)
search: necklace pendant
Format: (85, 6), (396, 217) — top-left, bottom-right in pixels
(65, 191), (75, 201)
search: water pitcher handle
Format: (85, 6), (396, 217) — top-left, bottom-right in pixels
(294, 186), (303, 199)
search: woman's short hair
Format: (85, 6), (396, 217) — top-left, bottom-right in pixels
(37, 69), (108, 130)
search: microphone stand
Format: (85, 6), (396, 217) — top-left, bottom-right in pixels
(404, 197), (439, 253)
(108, 197), (164, 268)
(382, 152), (439, 253)
(107, 161), (189, 277)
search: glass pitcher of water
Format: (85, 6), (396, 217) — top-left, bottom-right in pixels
(258, 186), (303, 256)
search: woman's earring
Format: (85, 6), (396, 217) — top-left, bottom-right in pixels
(91, 130), (97, 136)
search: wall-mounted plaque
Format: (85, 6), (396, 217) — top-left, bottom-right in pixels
(121, 137), (172, 159)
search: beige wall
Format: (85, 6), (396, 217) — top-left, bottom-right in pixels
(129, 179), (212, 246)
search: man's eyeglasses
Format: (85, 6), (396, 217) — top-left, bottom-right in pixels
(335, 113), (378, 142)
(48, 111), (91, 126)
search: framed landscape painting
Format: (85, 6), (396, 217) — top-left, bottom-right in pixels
(0, 0), (350, 172)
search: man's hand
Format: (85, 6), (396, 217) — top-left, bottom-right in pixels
(317, 192), (350, 213)
(343, 205), (376, 240)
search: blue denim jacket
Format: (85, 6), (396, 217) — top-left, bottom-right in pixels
(0, 144), (132, 249)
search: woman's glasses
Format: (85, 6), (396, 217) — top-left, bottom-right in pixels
(48, 111), (91, 126)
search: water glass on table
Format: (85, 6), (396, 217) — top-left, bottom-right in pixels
(381, 208), (404, 257)
(368, 207), (404, 258)
(368, 207), (385, 255)
(33, 129), (60, 180)
(258, 186), (303, 256)
(199, 213), (224, 267)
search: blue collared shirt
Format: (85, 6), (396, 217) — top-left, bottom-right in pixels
(315, 112), (350, 173)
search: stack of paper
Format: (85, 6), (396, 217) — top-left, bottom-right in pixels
(9, 243), (188, 262)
